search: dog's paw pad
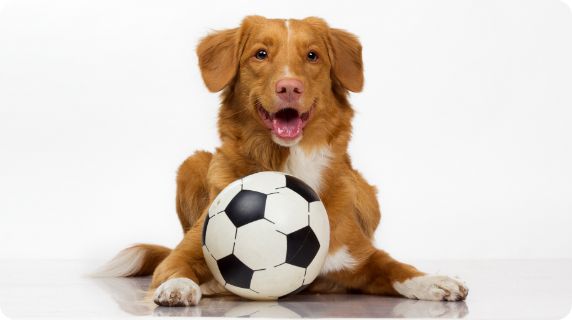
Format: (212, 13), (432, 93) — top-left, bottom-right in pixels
(153, 278), (202, 306)
(393, 275), (468, 301)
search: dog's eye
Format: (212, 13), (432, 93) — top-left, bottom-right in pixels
(255, 49), (268, 60)
(307, 51), (318, 62)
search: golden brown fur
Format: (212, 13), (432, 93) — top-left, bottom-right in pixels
(108, 16), (467, 304)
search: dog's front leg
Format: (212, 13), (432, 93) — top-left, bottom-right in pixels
(360, 249), (467, 301)
(323, 224), (468, 301)
(150, 212), (212, 306)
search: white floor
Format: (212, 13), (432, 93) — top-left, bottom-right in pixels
(0, 260), (570, 319)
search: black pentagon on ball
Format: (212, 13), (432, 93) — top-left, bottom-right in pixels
(225, 190), (267, 227)
(217, 254), (254, 289)
(201, 213), (210, 246)
(285, 175), (320, 203)
(285, 226), (320, 268)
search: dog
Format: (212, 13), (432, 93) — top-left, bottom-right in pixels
(95, 15), (468, 306)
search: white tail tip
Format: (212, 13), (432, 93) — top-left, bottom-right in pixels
(88, 246), (147, 278)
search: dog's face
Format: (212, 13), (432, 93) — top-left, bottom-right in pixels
(197, 16), (363, 147)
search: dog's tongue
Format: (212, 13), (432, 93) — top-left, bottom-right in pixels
(272, 117), (303, 139)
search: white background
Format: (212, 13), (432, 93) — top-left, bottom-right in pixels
(0, 0), (571, 262)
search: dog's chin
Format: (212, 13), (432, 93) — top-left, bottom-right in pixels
(271, 133), (303, 147)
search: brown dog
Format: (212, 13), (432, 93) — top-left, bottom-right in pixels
(96, 16), (468, 306)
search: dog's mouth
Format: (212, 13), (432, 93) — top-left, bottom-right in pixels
(256, 101), (314, 140)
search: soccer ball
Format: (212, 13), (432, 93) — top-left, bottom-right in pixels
(202, 171), (330, 300)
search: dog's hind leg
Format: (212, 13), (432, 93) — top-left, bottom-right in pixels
(176, 151), (213, 232)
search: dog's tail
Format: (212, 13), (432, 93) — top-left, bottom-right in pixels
(89, 244), (171, 277)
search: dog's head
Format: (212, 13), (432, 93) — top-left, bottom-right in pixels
(197, 16), (363, 147)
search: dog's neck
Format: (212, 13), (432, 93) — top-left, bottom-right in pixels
(216, 90), (354, 187)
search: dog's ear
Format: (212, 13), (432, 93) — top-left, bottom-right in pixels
(328, 28), (364, 92)
(197, 27), (240, 92)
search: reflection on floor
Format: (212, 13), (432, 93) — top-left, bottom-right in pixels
(94, 275), (468, 318)
(0, 260), (570, 319)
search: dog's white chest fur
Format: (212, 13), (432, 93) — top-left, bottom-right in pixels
(283, 145), (332, 193)
(320, 246), (357, 274)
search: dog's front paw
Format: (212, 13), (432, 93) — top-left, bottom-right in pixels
(393, 275), (468, 301)
(153, 278), (202, 306)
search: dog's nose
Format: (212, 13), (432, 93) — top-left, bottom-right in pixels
(276, 79), (304, 103)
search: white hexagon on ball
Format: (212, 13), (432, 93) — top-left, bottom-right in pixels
(233, 219), (287, 271)
(203, 213), (236, 260)
(242, 171), (286, 194)
(250, 263), (306, 297)
(265, 188), (309, 234)
(309, 201), (330, 249)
